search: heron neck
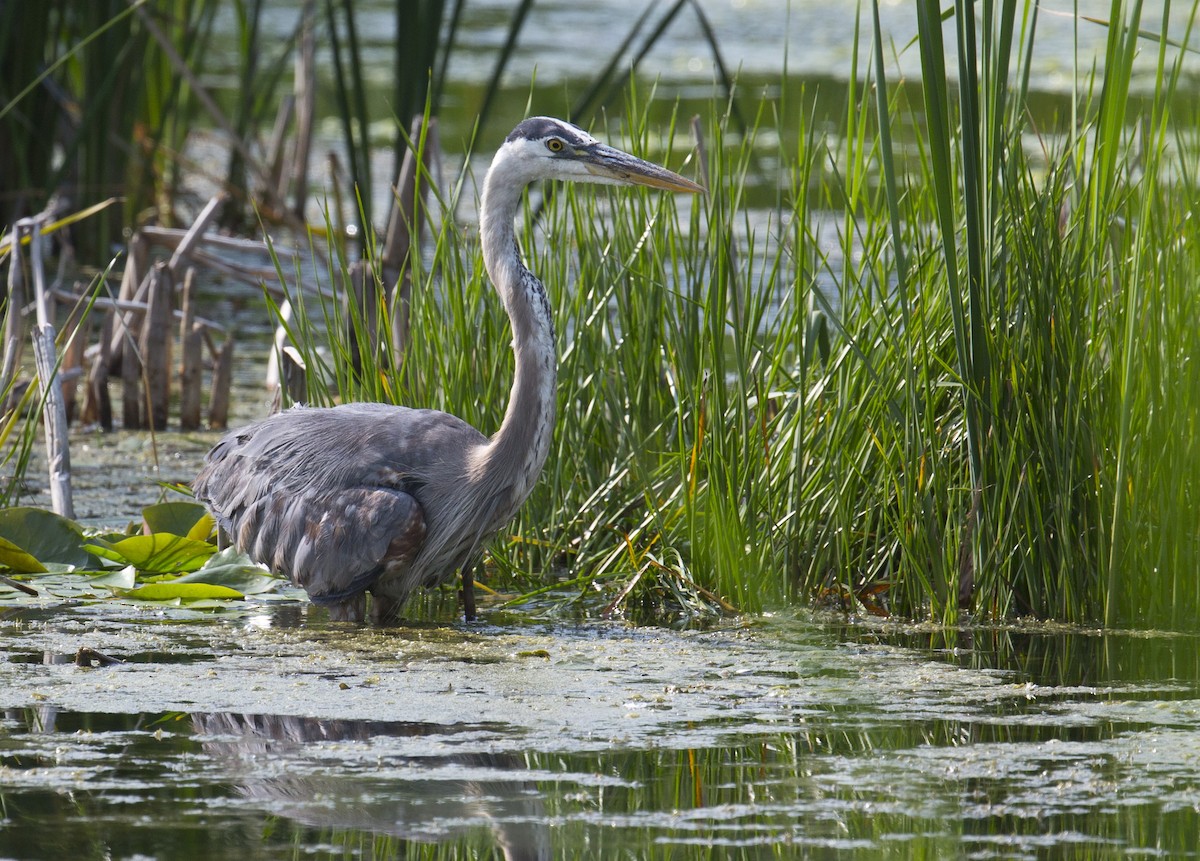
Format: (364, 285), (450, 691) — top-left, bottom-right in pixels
(477, 170), (557, 505)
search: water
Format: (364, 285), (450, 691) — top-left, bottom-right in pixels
(189, 0), (1200, 311)
(243, 0), (1193, 96)
(214, 0), (1200, 196)
(6, 4), (1200, 857)
(2, 602), (1198, 858)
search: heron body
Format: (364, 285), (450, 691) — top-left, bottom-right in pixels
(193, 116), (702, 623)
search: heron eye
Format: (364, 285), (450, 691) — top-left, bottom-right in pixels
(546, 138), (564, 153)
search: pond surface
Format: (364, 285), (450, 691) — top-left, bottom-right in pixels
(205, 0), (1200, 221)
(242, 0), (1191, 95)
(5, 5), (1200, 858)
(2, 599), (1198, 859)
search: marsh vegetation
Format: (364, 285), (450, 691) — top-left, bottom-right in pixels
(1, 1), (1198, 629)
(3, 3), (1200, 858)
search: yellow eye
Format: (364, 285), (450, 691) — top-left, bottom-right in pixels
(547, 138), (564, 152)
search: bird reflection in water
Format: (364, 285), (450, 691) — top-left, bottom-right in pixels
(191, 712), (551, 861)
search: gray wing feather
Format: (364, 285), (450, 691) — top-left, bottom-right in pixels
(193, 403), (485, 603)
(263, 485), (425, 602)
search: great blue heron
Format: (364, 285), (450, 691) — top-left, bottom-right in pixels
(193, 116), (703, 624)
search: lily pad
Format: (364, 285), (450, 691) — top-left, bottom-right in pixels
(142, 501), (214, 541)
(0, 507), (91, 568)
(121, 582), (245, 601)
(0, 536), (47, 573)
(84, 533), (216, 574)
(175, 547), (279, 595)
(89, 566), (137, 589)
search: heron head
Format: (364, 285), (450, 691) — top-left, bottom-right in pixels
(496, 116), (704, 194)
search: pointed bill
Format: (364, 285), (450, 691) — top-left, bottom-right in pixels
(581, 144), (705, 194)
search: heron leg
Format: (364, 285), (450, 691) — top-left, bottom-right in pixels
(370, 593), (402, 626)
(461, 557), (478, 623)
(323, 593), (367, 623)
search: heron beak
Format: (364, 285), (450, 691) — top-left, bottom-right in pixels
(581, 144), (705, 194)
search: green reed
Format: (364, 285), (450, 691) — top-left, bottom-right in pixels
(5, 1), (1197, 629)
(293, 0), (1200, 626)
(451, 3), (1196, 627)
(850, 0), (1200, 627)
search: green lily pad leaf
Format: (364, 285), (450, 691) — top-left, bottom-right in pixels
(79, 538), (129, 571)
(187, 514), (216, 542)
(174, 547), (279, 595)
(83, 539), (120, 561)
(174, 598), (244, 611)
(0, 507), (91, 568)
(142, 502), (214, 541)
(90, 566), (137, 589)
(84, 534), (216, 574)
(0, 536), (47, 573)
(122, 582), (244, 601)
(127, 597), (184, 608)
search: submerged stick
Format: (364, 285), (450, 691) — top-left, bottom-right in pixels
(108, 230), (148, 371)
(0, 573), (37, 597)
(140, 225), (310, 265)
(270, 345), (308, 415)
(167, 194), (226, 279)
(264, 297), (291, 392)
(140, 262), (173, 430)
(209, 336), (234, 430)
(21, 217), (74, 518)
(81, 311), (113, 431)
(178, 269), (203, 431)
(121, 314), (141, 429)
(2, 224), (26, 400)
(282, 345), (307, 406)
(56, 290), (226, 336)
(59, 297), (88, 423)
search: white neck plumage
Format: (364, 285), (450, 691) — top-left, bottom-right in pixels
(472, 150), (559, 510)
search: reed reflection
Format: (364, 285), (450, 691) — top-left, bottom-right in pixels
(192, 712), (551, 861)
